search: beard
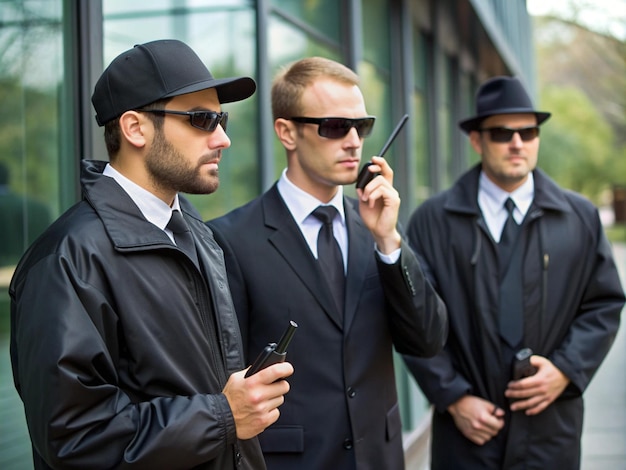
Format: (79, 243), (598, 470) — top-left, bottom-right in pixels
(145, 129), (220, 195)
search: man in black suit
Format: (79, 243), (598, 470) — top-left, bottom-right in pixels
(208, 56), (447, 470)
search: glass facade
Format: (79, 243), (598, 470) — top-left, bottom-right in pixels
(0, 1), (535, 467)
(1, 4), (68, 465)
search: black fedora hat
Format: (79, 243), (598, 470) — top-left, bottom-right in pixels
(92, 39), (256, 126)
(459, 76), (550, 134)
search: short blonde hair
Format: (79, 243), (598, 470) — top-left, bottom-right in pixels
(271, 57), (360, 120)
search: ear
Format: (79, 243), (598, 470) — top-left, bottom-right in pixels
(274, 118), (298, 151)
(469, 130), (483, 155)
(119, 111), (150, 149)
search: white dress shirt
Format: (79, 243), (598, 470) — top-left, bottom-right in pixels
(103, 163), (181, 243)
(478, 171), (534, 242)
(276, 169), (400, 270)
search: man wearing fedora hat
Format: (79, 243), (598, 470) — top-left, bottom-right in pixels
(403, 76), (624, 468)
(10, 39), (293, 469)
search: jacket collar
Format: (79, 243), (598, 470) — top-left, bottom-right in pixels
(80, 160), (202, 250)
(445, 164), (572, 216)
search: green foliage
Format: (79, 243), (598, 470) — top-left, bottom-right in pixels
(538, 85), (625, 204)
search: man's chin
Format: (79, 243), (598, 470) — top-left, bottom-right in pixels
(183, 177), (220, 195)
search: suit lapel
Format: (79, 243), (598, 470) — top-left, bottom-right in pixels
(263, 186), (343, 329)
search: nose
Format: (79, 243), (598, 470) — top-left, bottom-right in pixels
(211, 124), (231, 149)
(343, 126), (362, 148)
(509, 131), (524, 148)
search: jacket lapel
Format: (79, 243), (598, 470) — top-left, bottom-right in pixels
(263, 186), (343, 329)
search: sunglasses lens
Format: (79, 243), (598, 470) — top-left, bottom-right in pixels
(318, 118), (375, 139)
(218, 112), (228, 132)
(191, 112), (228, 132)
(355, 118), (375, 137)
(318, 119), (350, 138)
(518, 127), (539, 141)
(488, 127), (539, 142)
(488, 128), (514, 142)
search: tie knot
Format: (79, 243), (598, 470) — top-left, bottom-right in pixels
(167, 210), (189, 234)
(312, 205), (339, 225)
(504, 197), (516, 215)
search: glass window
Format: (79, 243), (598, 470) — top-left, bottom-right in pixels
(412, 30), (430, 207)
(411, 93), (429, 206)
(267, 15), (341, 181)
(1, 3), (65, 466)
(270, 0), (341, 42)
(102, 1), (257, 219)
(437, 55), (453, 190)
(0, 1), (61, 270)
(357, 61), (391, 167)
(362, 0), (390, 70)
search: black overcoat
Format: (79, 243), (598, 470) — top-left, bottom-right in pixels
(403, 165), (624, 469)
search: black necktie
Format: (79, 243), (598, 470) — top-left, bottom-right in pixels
(312, 206), (345, 315)
(498, 198), (523, 347)
(499, 198), (521, 268)
(167, 210), (198, 266)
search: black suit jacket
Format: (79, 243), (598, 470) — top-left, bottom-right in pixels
(208, 184), (446, 470)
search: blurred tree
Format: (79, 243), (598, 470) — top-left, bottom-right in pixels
(532, 5), (626, 204)
(538, 85), (625, 204)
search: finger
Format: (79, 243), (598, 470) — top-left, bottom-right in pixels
(524, 397), (551, 416)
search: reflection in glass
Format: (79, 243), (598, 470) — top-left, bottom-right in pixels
(271, 0), (341, 42)
(0, 5), (63, 468)
(268, 15), (341, 181)
(0, 1), (61, 269)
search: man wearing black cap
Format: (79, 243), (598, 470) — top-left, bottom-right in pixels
(403, 76), (624, 469)
(10, 39), (293, 470)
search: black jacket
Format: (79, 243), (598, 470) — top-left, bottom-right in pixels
(10, 160), (264, 469)
(208, 185), (447, 470)
(404, 165), (624, 469)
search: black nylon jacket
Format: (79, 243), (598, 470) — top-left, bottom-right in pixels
(403, 165), (624, 469)
(10, 160), (265, 469)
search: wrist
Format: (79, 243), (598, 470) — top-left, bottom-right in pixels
(374, 230), (401, 255)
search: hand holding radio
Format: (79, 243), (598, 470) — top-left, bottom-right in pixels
(245, 321), (298, 378)
(355, 113), (409, 189)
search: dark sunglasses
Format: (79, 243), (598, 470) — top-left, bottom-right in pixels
(137, 109), (228, 132)
(480, 126), (540, 143)
(289, 116), (376, 139)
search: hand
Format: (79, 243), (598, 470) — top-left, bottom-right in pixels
(505, 355), (569, 415)
(356, 156), (402, 254)
(222, 361), (294, 439)
(447, 395), (505, 445)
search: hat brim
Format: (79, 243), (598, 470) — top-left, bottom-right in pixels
(459, 110), (551, 134)
(164, 76), (256, 104)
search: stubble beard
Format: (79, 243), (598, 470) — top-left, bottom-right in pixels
(146, 130), (220, 195)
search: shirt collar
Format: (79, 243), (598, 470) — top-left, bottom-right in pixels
(276, 168), (345, 225)
(479, 170), (534, 218)
(103, 163), (180, 230)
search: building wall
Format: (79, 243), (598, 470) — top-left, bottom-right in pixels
(0, 0), (534, 467)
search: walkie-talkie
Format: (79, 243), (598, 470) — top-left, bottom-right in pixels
(512, 347), (538, 380)
(356, 113), (409, 189)
(245, 321), (298, 378)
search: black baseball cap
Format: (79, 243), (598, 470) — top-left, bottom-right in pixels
(92, 39), (256, 126)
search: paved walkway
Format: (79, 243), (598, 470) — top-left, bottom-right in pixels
(580, 242), (626, 469)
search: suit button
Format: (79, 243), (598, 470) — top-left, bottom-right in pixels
(347, 387), (356, 398)
(343, 438), (353, 450)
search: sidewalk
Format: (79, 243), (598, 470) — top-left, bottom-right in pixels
(580, 242), (626, 469)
